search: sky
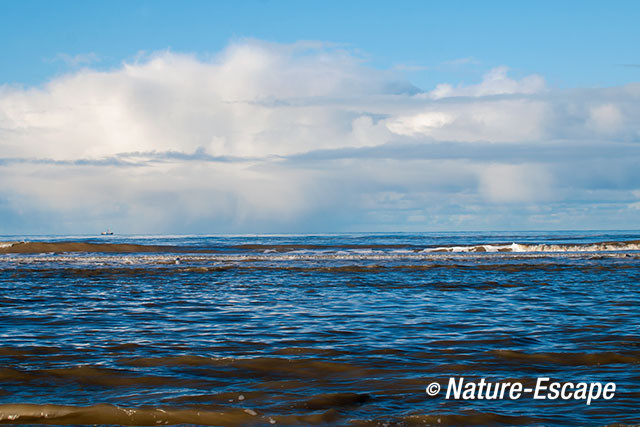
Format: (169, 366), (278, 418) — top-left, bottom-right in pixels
(0, 0), (639, 234)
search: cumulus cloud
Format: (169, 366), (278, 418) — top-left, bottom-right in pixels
(0, 40), (639, 233)
(428, 66), (545, 99)
(385, 99), (549, 142)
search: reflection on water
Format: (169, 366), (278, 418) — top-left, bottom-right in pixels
(0, 232), (639, 425)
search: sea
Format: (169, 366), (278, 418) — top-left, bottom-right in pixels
(0, 231), (639, 426)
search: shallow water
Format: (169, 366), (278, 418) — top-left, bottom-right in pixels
(0, 232), (639, 426)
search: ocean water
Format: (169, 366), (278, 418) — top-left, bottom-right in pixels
(0, 231), (639, 426)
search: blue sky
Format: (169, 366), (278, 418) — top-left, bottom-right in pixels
(2, 0), (639, 89)
(0, 1), (639, 234)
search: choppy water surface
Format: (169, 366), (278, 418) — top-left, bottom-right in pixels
(0, 232), (639, 426)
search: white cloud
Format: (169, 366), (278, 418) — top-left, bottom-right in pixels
(427, 66), (545, 99)
(385, 99), (549, 142)
(0, 41), (639, 233)
(386, 112), (454, 136)
(0, 42), (412, 161)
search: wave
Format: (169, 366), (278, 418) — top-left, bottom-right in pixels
(0, 241), (208, 255)
(423, 240), (640, 253)
(0, 403), (548, 426)
(232, 243), (408, 251)
(1, 239), (638, 258)
(0, 403), (278, 426)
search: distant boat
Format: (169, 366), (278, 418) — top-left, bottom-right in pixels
(101, 229), (114, 235)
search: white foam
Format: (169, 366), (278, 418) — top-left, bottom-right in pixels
(422, 241), (640, 254)
(0, 239), (638, 266)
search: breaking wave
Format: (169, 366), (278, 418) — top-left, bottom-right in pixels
(1, 239), (639, 257)
(423, 240), (640, 253)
